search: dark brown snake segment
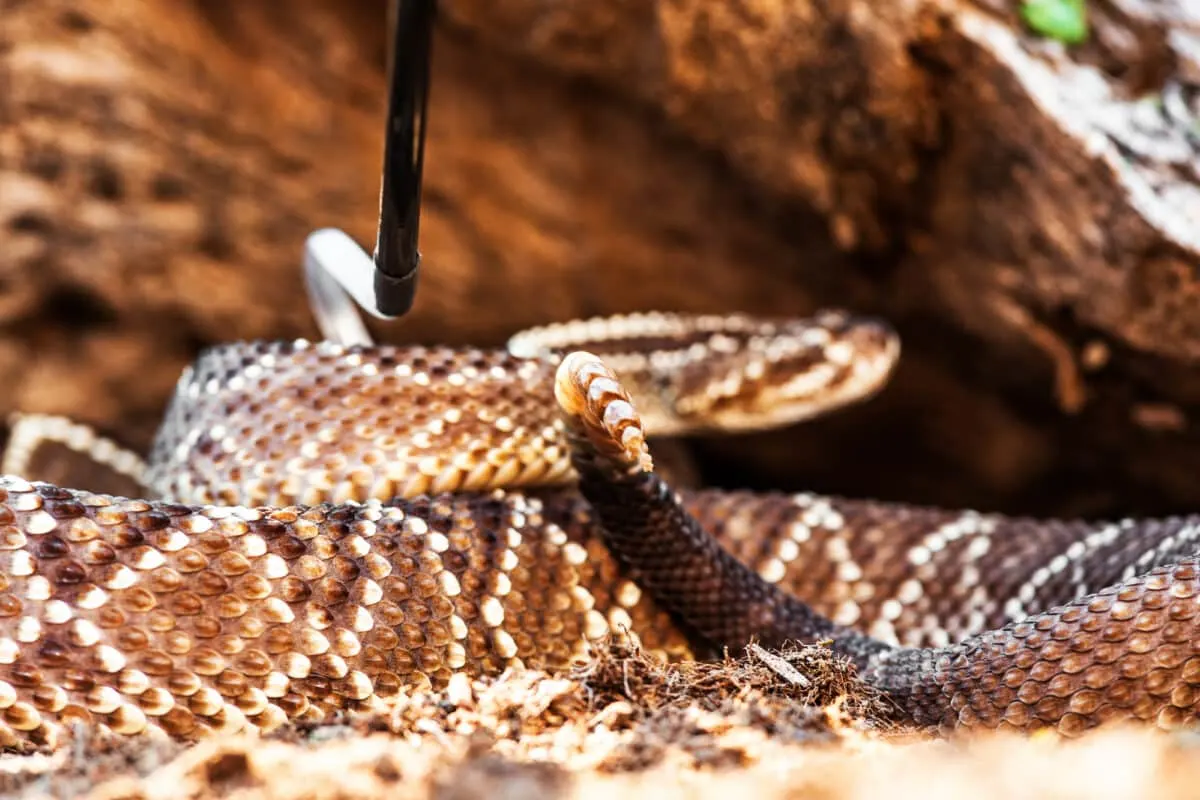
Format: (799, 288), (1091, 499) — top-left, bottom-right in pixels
(0, 312), (1198, 749)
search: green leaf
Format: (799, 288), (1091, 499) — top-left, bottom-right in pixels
(1020, 0), (1088, 44)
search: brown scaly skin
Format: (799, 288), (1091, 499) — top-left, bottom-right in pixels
(677, 492), (1200, 652)
(0, 477), (697, 751)
(556, 351), (1200, 737)
(141, 311), (899, 507)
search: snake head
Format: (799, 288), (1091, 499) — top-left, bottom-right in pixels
(656, 310), (900, 433)
(511, 310), (899, 435)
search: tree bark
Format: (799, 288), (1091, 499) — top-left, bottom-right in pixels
(1, 0), (1198, 519)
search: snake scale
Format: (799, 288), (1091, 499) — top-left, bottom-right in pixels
(1, 310), (1199, 750)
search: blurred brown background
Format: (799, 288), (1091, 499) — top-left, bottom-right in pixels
(1, 0), (1198, 518)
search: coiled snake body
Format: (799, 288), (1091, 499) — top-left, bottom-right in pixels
(0, 311), (1197, 749)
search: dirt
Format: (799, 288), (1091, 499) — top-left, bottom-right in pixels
(2, 641), (1199, 799)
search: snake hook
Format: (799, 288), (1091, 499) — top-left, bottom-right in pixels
(304, 0), (436, 346)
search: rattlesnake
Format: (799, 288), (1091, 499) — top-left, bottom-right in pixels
(0, 310), (896, 750)
(0, 310), (1196, 749)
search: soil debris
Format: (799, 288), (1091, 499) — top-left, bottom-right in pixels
(4, 639), (1200, 799)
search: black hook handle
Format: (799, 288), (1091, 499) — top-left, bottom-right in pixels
(373, 0), (436, 317)
(301, 0), (436, 339)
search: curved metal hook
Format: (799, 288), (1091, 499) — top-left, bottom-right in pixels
(305, 0), (436, 345)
